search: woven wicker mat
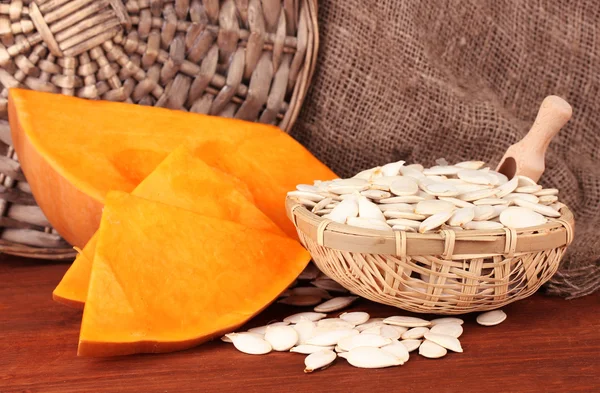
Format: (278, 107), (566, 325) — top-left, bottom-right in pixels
(292, 0), (600, 298)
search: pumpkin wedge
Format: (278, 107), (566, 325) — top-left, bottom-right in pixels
(78, 191), (310, 357)
(9, 89), (335, 246)
(53, 146), (284, 308)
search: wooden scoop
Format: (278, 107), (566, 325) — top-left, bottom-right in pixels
(496, 95), (572, 182)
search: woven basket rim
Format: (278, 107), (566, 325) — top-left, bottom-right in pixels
(286, 196), (575, 258)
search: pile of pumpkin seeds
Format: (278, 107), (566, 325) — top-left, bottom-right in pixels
(288, 159), (564, 232)
(221, 264), (507, 372)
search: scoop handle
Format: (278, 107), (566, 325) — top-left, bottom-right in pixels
(521, 95), (572, 154)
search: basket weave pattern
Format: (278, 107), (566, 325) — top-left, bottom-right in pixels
(288, 199), (574, 314)
(0, 0), (318, 258)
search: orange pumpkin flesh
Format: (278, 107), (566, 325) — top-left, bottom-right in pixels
(9, 89), (335, 247)
(53, 146), (284, 308)
(78, 191), (310, 357)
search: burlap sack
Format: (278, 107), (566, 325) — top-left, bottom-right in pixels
(292, 0), (599, 298)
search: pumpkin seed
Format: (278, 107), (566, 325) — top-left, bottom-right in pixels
(472, 205), (496, 221)
(317, 318), (356, 330)
(458, 187), (498, 201)
(390, 177), (419, 196)
(419, 211), (453, 233)
(361, 189), (391, 200)
(353, 167), (381, 180)
(400, 166), (426, 179)
(383, 210), (427, 220)
(386, 218), (422, 230)
(298, 264), (320, 280)
(228, 333), (272, 355)
(304, 349), (337, 373)
(538, 195), (558, 205)
(311, 279), (348, 293)
(391, 225), (417, 232)
(438, 196), (475, 208)
(503, 193), (539, 204)
(293, 320), (316, 344)
(287, 190), (326, 201)
(400, 339), (422, 352)
(339, 311), (370, 325)
(512, 198), (561, 218)
(517, 175), (537, 187)
(306, 329), (359, 346)
(381, 160), (406, 177)
(347, 217), (393, 231)
(338, 334), (391, 352)
(464, 220), (504, 230)
(278, 295), (322, 307)
(458, 169), (499, 185)
(476, 309), (507, 326)
(341, 346), (404, 368)
(315, 296), (359, 312)
(455, 161), (485, 169)
(283, 312), (327, 324)
(473, 198), (509, 206)
(381, 341), (410, 364)
(297, 184), (320, 193)
(358, 196), (387, 221)
(380, 325), (405, 340)
(371, 176), (404, 191)
(401, 327), (430, 340)
(265, 325), (299, 351)
(324, 197), (359, 224)
(424, 332), (463, 352)
(291, 344), (334, 354)
(430, 317), (464, 326)
(355, 318), (385, 332)
(312, 197), (333, 213)
(378, 202), (415, 212)
(248, 321), (290, 335)
(379, 195), (424, 204)
(419, 339), (447, 358)
(430, 323), (463, 338)
(422, 182), (460, 197)
(384, 316), (431, 327)
(328, 178), (369, 194)
(535, 188), (559, 196)
(448, 207), (475, 227)
(500, 207), (547, 228)
(494, 176), (519, 198)
(415, 200), (455, 215)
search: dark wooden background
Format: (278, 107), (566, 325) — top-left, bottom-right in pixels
(1, 255), (599, 393)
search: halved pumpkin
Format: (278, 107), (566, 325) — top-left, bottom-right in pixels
(78, 191), (310, 357)
(9, 89), (336, 246)
(53, 146), (285, 308)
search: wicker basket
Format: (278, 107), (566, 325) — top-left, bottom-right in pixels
(286, 197), (575, 314)
(0, 0), (318, 259)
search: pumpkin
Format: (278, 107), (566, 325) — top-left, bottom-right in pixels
(78, 191), (310, 357)
(53, 146), (285, 308)
(9, 89), (336, 247)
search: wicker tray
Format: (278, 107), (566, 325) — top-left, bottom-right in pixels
(0, 0), (318, 259)
(286, 196), (575, 314)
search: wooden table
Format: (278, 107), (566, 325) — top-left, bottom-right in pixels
(1, 255), (599, 393)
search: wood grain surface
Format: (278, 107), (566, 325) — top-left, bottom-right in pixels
(1, 255), (599, 393)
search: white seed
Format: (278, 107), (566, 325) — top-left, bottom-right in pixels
(247, 321), (290, 335)
(317, 318), (356, 330)
(419, 211), (453, 233)
(455, 183), (494, 194)
(371, 176), (404, 191)
(419, 340), (447, 358)
(401, 327), (430, 340)
(311, 279), (348, 293)
(400, 166), (426, 179)
(490, 204), (508, 219)
(430, 323), (463, 338)
(503, 193), (540, 204)
(360, 189), (391, 200)
(423, 332), (463, 352)
(477, 309), (507, 326)
(386, 218), (422, 230)
(515, 184), (543, 194)
(278, 295), (322, 306)
(297, 184), (320, 192)
(379, 195), (424, 204)
(314, 296), (359, 312)
(455, 161), (485, 169)
(392, 225), (417, 232)
(383, 210), (427, 220)
(378, 203), (416, 213)
(284, 312), (327, 324)
(400, 339), (422, 352)
(341, 347), (404, 368)
(448, 207), (475, 227)
(291, 344), (333, 354)
(355, 318), (385, 332)
(389, 177), (420, 196)
(384, 316), (431, 327)
(473, 205), (496, 221)
(290, 287), (332, 299)
(512, 198), (561, 218)
(500, 206), (547, 229)
(438, 196), (475, 208)
(381, 341), (410, 363)
(353, 167), (381, 180)
(379, 325), (405, 340)
(334, 345), (345, 353)
(535, 188), (559, 196)
(463, 221), (504, 230)
(381, 160), (406, 176)
(228, 333), (272, 355)
(489, 170), (509, 185)
(264, 325), (299, 351)
(328, 178), (369, 194)
(458, 187), (498, 201)
(494, 176), (519, 198)
(304, 349), (337, 373)
(539, 195), (559, 205)
(312, 197), (333, 213)
(517, 175), (537, 186)
(324, 197), (359, 224)
(347, 216), (393, 231)
(306, 329), (359, 346)
(297, 198), (317, 207)
(473, 198), (509, 206)
(414, 200), (455, 215)
(358, 196), (387, 221)
(430, 317), (464, 326)
(339, 311), (370, 325)
(458, 169), (498, 185)
(287, 190), (326, 201)
(338, 334), (391, 352)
